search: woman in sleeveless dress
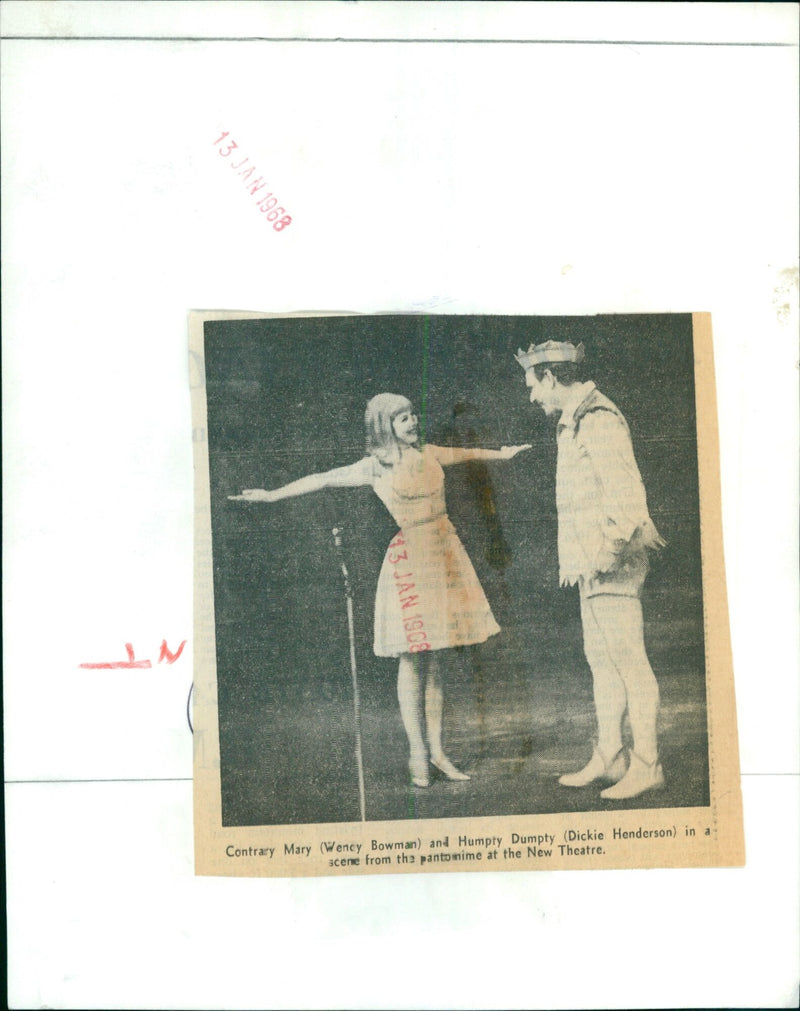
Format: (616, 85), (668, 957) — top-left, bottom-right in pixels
(230, 393), (530, 788)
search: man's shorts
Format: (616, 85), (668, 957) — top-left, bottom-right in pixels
(579, 551), (649, 599)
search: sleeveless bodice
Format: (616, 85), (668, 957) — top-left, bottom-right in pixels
(371, 446), (446, 529)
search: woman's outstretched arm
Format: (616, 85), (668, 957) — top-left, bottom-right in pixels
(228, 458), (373, 503)
(428, 444), (532, 467)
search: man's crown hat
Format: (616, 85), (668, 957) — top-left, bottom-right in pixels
(514, 340), (585, 370)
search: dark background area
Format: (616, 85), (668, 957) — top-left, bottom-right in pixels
(204, 313), (709, 826)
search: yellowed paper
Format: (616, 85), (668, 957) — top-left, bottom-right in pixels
(191, 310), (743, 877)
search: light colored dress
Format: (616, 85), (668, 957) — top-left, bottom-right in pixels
(370, 445), (501, 658)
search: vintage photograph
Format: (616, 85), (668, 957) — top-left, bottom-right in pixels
(192, 311), (743, 876)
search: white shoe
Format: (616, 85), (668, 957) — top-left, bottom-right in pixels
(431, 753), (471, 781)
(409, 751), (430, 788)
(600, 751), (664, 800)
(558, 746), (627, 788)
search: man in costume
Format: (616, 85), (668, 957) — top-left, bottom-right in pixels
(516, 340), (666, 799)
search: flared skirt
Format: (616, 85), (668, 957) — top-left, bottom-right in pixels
(373, 517), (500, 658)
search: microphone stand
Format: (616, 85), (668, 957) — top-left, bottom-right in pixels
(332, 527), (366, 823)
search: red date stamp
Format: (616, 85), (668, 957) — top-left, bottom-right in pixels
(212, 130), (292, 232)
(388, 532), (430, 653)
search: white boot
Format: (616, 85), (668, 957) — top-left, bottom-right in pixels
(558, 745), (627, 788)
(600, 750), (664, 800)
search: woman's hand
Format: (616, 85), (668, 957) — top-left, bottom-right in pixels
(499, 444), (533, 459)
(228, 488), (280, 503)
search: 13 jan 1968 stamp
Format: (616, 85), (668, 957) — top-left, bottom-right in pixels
(190, 310), (744, 877)
(210, 130), (293, 233)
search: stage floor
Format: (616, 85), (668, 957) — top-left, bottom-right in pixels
(218, 626), (710, 827)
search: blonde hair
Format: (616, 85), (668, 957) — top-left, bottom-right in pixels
(364, 393), (415, 465)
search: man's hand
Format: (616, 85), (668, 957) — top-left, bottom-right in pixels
(593, 540), (630, 576)
(593, 550), (619, 576)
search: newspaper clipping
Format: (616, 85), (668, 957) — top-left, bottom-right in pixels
(191, 311), (744, 877)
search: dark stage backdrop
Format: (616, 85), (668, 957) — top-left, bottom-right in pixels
(204, 314), (709, 826)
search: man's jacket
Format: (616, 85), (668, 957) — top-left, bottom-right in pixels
(555, 384), (665, 586)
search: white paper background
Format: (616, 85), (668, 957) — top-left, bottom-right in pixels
(3, 3), (798, 1008)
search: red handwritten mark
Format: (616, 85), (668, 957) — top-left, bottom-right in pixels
(158, 639), (187, 665)
(212, 131), (293, 232)
(80, 640), (188, 669)
(79, 643), (152, 669)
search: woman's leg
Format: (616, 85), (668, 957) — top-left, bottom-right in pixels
(424, 651), (470, 781)
(397, 653), (428, 786)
